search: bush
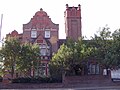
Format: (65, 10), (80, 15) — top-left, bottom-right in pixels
(12, 76), (62, 83)
(12, 77), (31, 83)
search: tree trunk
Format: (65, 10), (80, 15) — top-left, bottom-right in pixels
(11, 65), (14, 79)
(62, 71), (66, 84)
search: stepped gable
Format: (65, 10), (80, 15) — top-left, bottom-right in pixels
(23, 8), (59, 29)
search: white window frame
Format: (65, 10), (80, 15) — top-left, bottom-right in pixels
(45, 30), (50, 38)
(31, 30), (37, 38)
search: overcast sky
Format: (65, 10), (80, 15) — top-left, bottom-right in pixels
(0, 0), (120, 40)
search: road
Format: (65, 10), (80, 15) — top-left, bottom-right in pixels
(1, 86), (120, 90)
(1, 82), (120, 90)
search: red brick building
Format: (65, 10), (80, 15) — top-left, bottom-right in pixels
(7, 8), (59, 77)
(6, 4), (82, 77)
(64, 4), (82, 41)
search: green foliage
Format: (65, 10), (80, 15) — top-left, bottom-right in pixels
(105, 29), (120, 68)
(51, 44), (73, 70)
(50, 26), (120, 77)
(50, 38), (93, 76)
(90, 26), (120, 69)
(0, 37), (40, 77)
(0, 37), (21, 78)
(2, 25), (120, 78)
(17, 43), (40, 76)
(50, 43), (73, 77)
(12, 76), (62, 83)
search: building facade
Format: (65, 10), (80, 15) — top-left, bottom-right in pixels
(7, 8), (59, 77)
(6, 4), (82, 77)
(23, 8), (59, 76)
(23, 8), (59, 53)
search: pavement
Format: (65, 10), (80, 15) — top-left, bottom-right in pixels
(1, 81), (120, 89)
(1, 83), (120, 90)
(1, 86), (120, 90)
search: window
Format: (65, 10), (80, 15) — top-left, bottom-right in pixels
(45, 56), (48, 59)
(91, 64), (96, 74)
(46, 49), (50, 56)
(38, 67), (46, 76)
(88, 64), (100, 74)
(31, 30), (37, 38)
(45, 30), (50, 38)
(40, 44), (46, 48)
(41, 56), (43, 59)
(40, 48), (46, 56)
(39, 44), (50, 56)
(96, 64), (100, 74)
(41, 63), (46, 67)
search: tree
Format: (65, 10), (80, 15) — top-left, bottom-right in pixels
(50, 44), (73, 76)
(105, 29), (120, 68)
(91, 26), (113, 69)
(0, 37), (40, 78)
(17, 43), (40, 77)
(0, 54), (3, 76)
(0, 37), (21, 78)
(50, 38), (93, 77)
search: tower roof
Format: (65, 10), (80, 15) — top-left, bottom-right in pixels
(35, 8), (48, 17)
(66, 4), (81, 10)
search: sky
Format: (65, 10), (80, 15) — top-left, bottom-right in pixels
(0, 0), (120, 40)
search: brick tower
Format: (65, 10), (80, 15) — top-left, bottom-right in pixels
(64, 4), (82, 41)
